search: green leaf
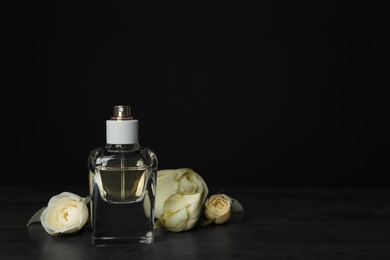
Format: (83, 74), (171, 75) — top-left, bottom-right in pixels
(26, 207), (46, 226)
(230, 197), (245, 212)
(196, 218), (215, 227)
(84, 195), (91, 204)
(153, 219), (163, 229)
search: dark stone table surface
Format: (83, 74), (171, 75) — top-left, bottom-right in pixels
(1, 184), (389, 259)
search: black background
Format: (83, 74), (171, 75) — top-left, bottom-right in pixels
(2, 1), (389, 188)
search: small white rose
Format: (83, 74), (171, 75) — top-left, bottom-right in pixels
(159, 192), (202, 232)
(38, 192), (89, 235)
(204, 194), (232, 224)
(155, 168), (208, 219)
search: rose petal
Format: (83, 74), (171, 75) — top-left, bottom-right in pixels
(39, 192), (89, 235)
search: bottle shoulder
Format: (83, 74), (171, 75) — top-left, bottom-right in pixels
(88, 145), (157, 168)
(89, 145), (156, 155)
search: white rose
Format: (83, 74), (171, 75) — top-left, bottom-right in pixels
(204, 194), (232, 224)
(39, 192), (89, 235)
(155, 168), (208, 219)
(159, 192), (202, 232)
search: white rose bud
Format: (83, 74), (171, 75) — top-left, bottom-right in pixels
(204, 194), (232, 224)
(159, 192), (202, 232)
(39, 192), (89, 235)
(155, 168), (208, 219)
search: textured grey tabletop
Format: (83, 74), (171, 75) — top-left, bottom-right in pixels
(1, 185), (390, 259)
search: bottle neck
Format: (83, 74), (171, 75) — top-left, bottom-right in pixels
(105, 143), (140, 151)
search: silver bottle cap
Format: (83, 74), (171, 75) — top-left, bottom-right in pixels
(111, 105), (133, 120)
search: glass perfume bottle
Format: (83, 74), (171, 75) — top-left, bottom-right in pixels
(88, 105), (158, 245)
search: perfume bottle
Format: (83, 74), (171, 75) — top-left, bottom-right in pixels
(88, 105), (158, 245)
